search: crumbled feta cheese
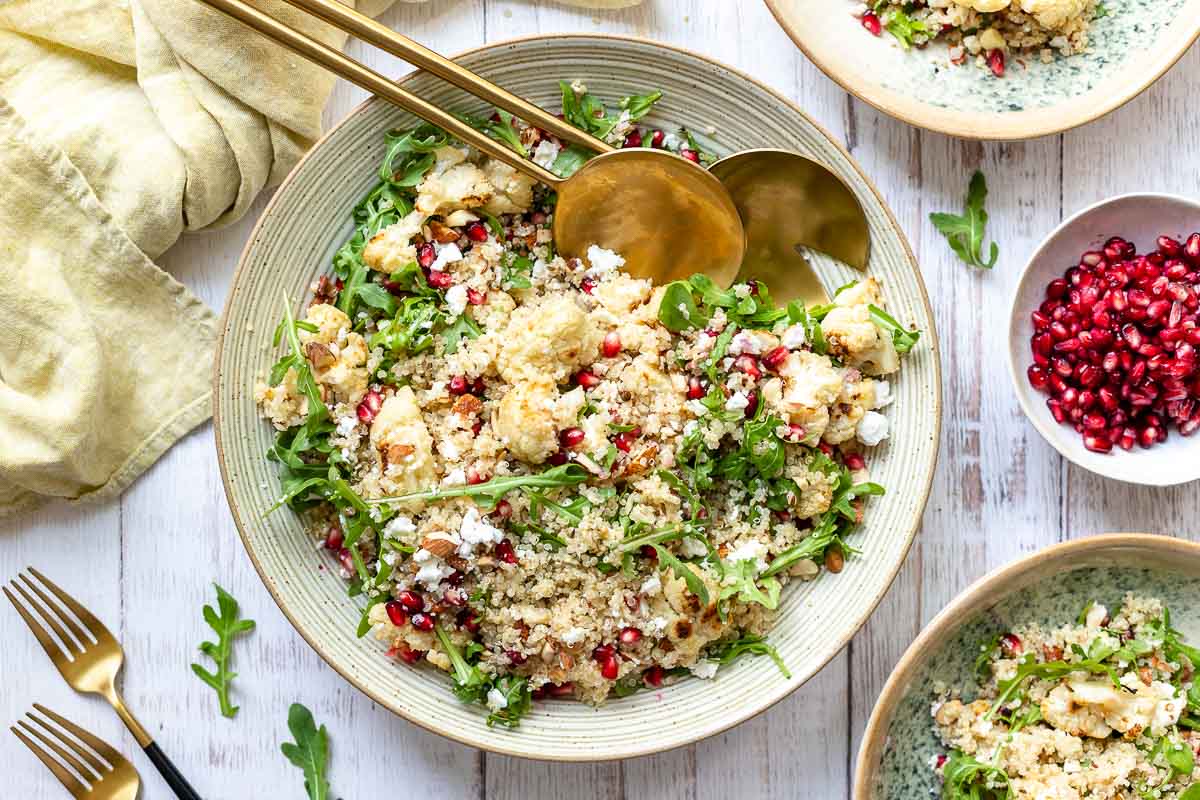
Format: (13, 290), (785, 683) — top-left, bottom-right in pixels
(444, 284), (468, 317)
(486, 687), (509, 711)
(570, 78), (587, 95)
(413, 552), (454, 590)
(872, 380), (893, 408)
(662, 132), (682, 150)
(691, 660), (719, 680)
(1085, 602), (1108, 629)
(679, 538), (708, 559)
(725, 391), (750, 412)
(532, 139), (562, 170)
(458, 508), (505, 557)
(335, 415), (358, 436)
(728, 331), (764, 355)
(442, 468), (467, 486)
(727, 540), (768, 572)
(585, 245), (626, 278)
(646, 616), (670, 635)
(733, 283), (751, 298)
(384, 515), (416, 537)
(640, 575), (662, 596)
(780, 324), (807, 350)
(561, 626), (588, 646)
(439, 438), (460, 461)
(856, 410), (890, 446)
(430, 242), (463, 271)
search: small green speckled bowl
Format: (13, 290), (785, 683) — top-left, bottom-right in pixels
(766, 0), (1200, 139)
(854, 533), (1200, 798)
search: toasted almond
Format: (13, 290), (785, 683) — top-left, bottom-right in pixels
(620, 443), (658, 477)
(420, 535), (457, 559)
(558, 651), (574, 670)
(824, 547), (845, 574)
(428, 219), (461, 243)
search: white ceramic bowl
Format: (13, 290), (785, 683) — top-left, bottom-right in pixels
(214, 35), (942, 760)
(1008, 193), (1200, 486)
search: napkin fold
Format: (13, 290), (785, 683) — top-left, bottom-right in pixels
(0, 0), (638, 517)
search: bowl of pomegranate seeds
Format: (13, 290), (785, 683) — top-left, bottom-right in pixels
(1009, 193), (1200, 486)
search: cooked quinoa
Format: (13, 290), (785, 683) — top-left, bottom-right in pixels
(932, 595), (1200, 799)
(856, 0), (1101, 73)
(255, 82), (921, 727)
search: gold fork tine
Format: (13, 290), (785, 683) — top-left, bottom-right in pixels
(10, 724), (89, 799)
(17, 719), (101, 784)
(12, 580), (86, 657)
(20, 573), (94, 648)
(28, 568), (115, 646)
(3, 586), (73, 667)
(35, 703), (123, 766)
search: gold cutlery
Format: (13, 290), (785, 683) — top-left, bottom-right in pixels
(198, 0), (746, 288)
(11, 704), (139, 800)
(5, 568), (202, 799)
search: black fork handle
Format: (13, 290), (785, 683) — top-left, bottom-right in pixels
(144, 742), (203, 800)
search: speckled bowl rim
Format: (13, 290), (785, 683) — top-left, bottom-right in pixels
(852, 532), (1200, 797)
(213, 33), (943, 760)
(1006, 192), (1200, 488)
(763, 0), (1200, 141)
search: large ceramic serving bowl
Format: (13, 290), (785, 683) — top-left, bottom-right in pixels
(854, 533), (1200, 798)
(214, 34), (941, 760)
(765, 0), (1200, 140)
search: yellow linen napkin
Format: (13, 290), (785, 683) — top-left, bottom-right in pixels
(0, 0), (638, 516)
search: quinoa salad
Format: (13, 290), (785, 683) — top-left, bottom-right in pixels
(254, 82), (921, 728)
(853, 0), (1105, 76)
(932, 596), (1200, 799)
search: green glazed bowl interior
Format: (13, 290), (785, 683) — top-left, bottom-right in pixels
(214, 34), (941, 760)
(856, 534), (1200, 798)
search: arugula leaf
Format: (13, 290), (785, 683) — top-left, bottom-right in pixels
(435, 625), (491, 703)
(974, 633), (1003, 679)
(883, 9), (928, 49)
(190, 584), (256, 718)
(658, 280), (707, 331)
(930, 171), (1000, 270)
(869, 304), (922, 354)
(717, 558), (781, 618)
(988, 653), (1119, 718)
(613, 521), (708, 556)
(281, 703), (330, 800)
(551, 144), (592, 178)
(1180, 784), (1200, 800)
(458, 110), (527, 156)
(270, 293), (329, 428)
(707, 634), (790, 678)
(939, 749), (1011, 800)
(650, 545), (710, 607)
(367, 463), (589, 511)
(501, 253), (534, 289)
(486, 675), (533, 728)
(442, 312), (482, 355)
(761, 469), (880, 579)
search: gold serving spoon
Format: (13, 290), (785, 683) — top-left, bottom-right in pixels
(710, 149), (871, 305)
(199, 0), (746, 287)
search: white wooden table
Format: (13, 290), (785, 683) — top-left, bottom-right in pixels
(4, 2), (1198, 797)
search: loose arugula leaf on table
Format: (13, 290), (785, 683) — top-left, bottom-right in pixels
(707, 634), (790, 678)
(281, 703), (330, 800)
(190, 584), (256, 719)
(366, 463), (589, 511)
(940, 749), (1012, 800)
(930, 171), (1000, 270)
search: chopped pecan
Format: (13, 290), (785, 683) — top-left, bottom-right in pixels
(824, 547), (845, 574)
(427, 219), (461, 243)
(620, 444), (659, 478)
(306, 341), (335, 369)
(452, 393), (483, 416)
(1042, 643), (1064, 661)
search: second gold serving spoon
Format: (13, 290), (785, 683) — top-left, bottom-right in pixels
(199, 0), (746, 287)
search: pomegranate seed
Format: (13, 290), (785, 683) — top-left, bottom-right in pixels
(1083, 434), (1113, 453)
(461, 612), (481, 634)
(743, 390), (759, 418)
(593, 644), (616, 662)
(495, 539), (518, 564)
(987, 49), (1005, 77)
(1000, 633), (1022, 656)
(493, 499), (512, 519)
(650, 130), (666, 148)
(547, 682), (574, 698)
(1046, 278), (1069, 299)
(467, 288), (486, 305)
(506, 649), (527, 666)
(619, 627), (642, 646)
(356, 390), (383, 423)
(762, 346), (790, 372)
(643, 666), (665, 688)
(385, 601), (408, 627)
(465, 222), (489, 242)
(734, 354), (761, 379)
(324, 524), (344, 550)
(686, 376), (705, 399)
(410, 612), (435, 632)
(575, 370), (602, 389)
(448, 375), (469, 395)
(396, 646), (425, 664)
(416, 242), (436, 269)
(1186, 233), (1200, 263)
(580, 277), (597, 294)
(397, 591), (425, 613)
(614, 428), (641, 452)
(622, 129), (643, 148)
(427, 269), (453, 289)
(602, 331), (622, 358)
(935, 754), (948, 770)
(546, 451), (568, 466)
(860, 11), (882, 35)
(679, 149), (700, 163)
(467, 466), (488, 485)
(559, 427), (585, 449)
(844, 452), (867, 471)
(1158, 236), (1182, 256)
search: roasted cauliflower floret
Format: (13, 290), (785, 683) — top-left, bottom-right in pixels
(821, 303), (900, 376)
(1019, 0), (1090, 29)
(415, 147), (494, 217)
(496, 294), (601, 384)
(368, 387), (438, 495)
(362, 209), (424, 273)
(298, 303), (368, 404)
(593, 274), (653, 315)
(495, 377), (585, 463)
(481, 159), (535, 215)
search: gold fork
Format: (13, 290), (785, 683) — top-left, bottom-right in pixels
(5, 568), (202, 799)
(11, 704), (139, 800)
